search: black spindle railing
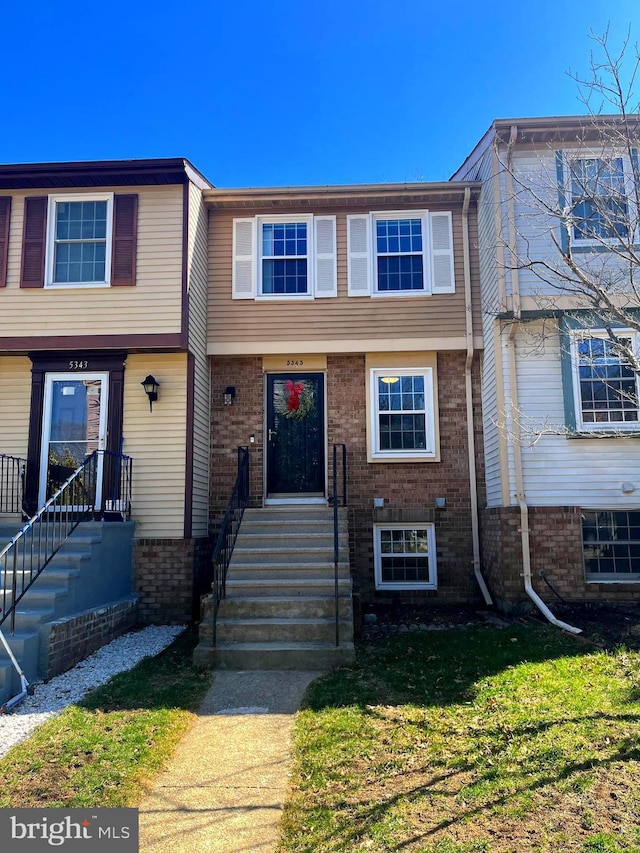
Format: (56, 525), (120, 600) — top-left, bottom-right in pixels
(0, 455), (26, 515)
(330, 444), (347, 647)
(210, 447), (250, 644)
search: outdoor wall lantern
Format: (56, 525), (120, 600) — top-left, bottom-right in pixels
(223, 386), (236, 406)
(141, 375), (160, 412)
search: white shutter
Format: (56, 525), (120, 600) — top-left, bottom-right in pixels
(429, 212), (455, 294)
(347, 214), (372, 296)
(314, 215), (337, 297)
(232, 218), (256, 299)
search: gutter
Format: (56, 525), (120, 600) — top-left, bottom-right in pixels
(462, 188), (492, 605)
(505, 324), (581, 634)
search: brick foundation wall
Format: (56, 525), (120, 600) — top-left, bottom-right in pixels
(43, 596), (139, 680)
(133, 537), (211, 624)
(211, 352), (485, 607)
(481, 505), (640, 608)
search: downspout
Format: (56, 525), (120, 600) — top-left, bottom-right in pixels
(462, 187), (492, 605)
(506, 326), (580, 633)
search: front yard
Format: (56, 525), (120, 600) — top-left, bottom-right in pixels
(278, 621), (640, 853)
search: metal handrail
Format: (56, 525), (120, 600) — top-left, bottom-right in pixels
(0, 449), (133, 634)
(0, 454), (26, 515)
(210, 446), (250, 645)
(330, 444), (347, 647)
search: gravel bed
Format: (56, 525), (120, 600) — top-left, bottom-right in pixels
(0, 625), (185, 760)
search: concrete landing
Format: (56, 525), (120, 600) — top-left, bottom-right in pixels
(138, 670), (323, 853)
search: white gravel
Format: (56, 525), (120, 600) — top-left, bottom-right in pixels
(0, 625), (185, 760)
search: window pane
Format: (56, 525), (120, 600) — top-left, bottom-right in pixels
(577, 336), (638, 425)
(582, 510), (640, 578)
(53, 199), (108, 284)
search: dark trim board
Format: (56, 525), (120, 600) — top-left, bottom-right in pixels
(0, 333), (184, 353)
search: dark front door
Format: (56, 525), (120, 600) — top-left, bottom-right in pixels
(266, 373), (325, 496)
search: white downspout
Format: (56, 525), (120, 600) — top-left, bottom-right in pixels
(462, 187), (492, 605)
(506, 324), (581, 634)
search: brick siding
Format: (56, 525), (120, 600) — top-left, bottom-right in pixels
(211, 352), (485, 607)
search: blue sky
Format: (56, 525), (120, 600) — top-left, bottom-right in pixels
(2, 1), (638, 187)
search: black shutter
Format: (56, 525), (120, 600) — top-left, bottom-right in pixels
(20, 196), (47, 288)
(111, 194), (138, 286)
(0, 196), (10, 288)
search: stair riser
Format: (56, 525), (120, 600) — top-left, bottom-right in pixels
(214, 646), (355, 670)
(217, 620), (353, 644)
(232, 549), (345, 564)
(219, 598), (353, 619)
(0, 633), (40, 681)
(225, 581), (352, 597)
(243, 509), (344, 523)
(1, 569), (81, 592)
(235, 533), (347, 547)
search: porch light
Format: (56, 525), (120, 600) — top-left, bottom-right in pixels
(380, 376), (399, 384)
(141, 375), (160, 412)
(223, 386), (236, 406)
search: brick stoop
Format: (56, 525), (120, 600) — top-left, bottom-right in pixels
(194, 506), (355, 670)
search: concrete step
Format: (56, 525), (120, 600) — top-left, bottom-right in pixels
(12, 606), (56, 629)
(235, 531), (345, 546)
(217, 616), (353, 644)
(213, 641), (356, 670)
(219, 594), (353, 619)
(0, 630), (40, 681)
(1, 566), (82, 592)
(243, 507), (338, 522)
(225, 577), (352, 597)
(229, 563), (351, 581)
(232, 546), (341, 563)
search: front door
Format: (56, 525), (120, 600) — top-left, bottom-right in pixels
(266, 373), (325, 496)
(39, 373), (109, 507)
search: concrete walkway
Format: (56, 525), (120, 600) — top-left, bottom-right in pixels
(138, 670), (323, 853)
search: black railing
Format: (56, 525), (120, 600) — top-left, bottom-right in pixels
(210, 447), (250, 644)
(0, 455), (26, 515)
(0, 450), (133, 634)
(329, 444), (347, 647)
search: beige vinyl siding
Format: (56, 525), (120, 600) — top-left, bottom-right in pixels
(123, 353), (187, 538)
(0, 356), (32, 458)
(515, 322), (640, 508)
(208, 207), (475, 350)
(0, 185), (184, 339)
(187, 182), (211, 537)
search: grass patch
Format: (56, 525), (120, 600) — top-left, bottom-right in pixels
(279, 626), (640, 853)
(0, 628), (213, 807)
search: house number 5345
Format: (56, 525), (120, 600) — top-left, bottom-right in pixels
(69, 360), (89, 370)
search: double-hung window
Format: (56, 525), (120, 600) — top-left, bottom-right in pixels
(569, 157), (629, 242)
(570, 330), (640, 432)
(232, 214), (337, 300)
(45, 194), (113, 287)
(370, 367), (436, 459)
(347, 210), (454, 297)
(374, 524), (437, 590)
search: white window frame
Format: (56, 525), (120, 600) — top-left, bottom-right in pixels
(570, 329), (640, 433)
(257, 214), (314, 301)
(563, 150), (636, 248)
(370, 367), (436, 459)
(45, 193), (114, 289)
(371, 210), (429, 297)
(373, 523), (437, 591)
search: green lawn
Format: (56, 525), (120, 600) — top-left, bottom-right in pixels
(0, 628), (213, 808)
(278, 626), (640, 853)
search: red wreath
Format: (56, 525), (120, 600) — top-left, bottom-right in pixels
(285, 379), (305, 412)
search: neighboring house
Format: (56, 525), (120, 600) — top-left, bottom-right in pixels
(452, 116), (640, 611)
(204, 181), (490, 611)
(0, 158), (213, 627)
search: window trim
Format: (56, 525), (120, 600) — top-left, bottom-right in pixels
(371, 210), (429, 297)
(369, 366), (436, 460)
(256, 213), (314, 301)
(45, 193), (114, 289)
(373, 523), (438, 591)
(558, 149), (637, 252)
(569, 328), (640, 434)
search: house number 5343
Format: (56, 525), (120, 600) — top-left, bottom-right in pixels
(69, 360), (89, 370)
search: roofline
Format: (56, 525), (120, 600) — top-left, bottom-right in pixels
(0, 157), (214, 190)
(451, 113), (640, 181)
(204, 180), (481, 208)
